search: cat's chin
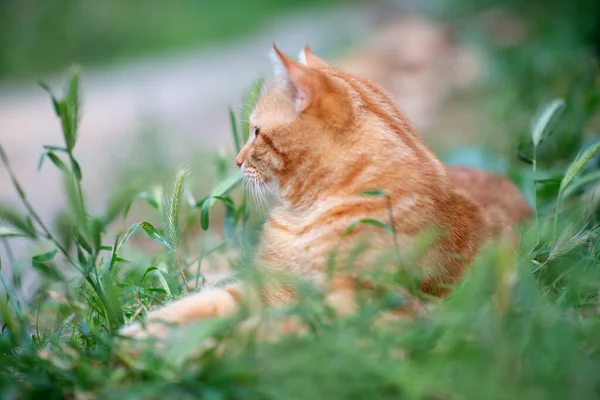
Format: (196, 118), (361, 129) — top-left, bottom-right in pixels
(241, 173), (277, 207)
(242, 168), (275, 187)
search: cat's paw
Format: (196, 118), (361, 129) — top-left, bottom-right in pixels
(118, 320), (170, 340)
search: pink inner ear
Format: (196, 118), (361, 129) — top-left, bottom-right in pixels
(296, 88), (310, 112)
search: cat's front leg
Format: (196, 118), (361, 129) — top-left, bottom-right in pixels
(119, 285), (241, 339)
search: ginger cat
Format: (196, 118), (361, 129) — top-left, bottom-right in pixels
(120, 45), (530, 339)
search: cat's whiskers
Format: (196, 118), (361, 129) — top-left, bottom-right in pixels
(255, 175), (271, 209)
(242, 169), (271, 210)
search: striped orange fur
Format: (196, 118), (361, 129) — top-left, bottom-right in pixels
(120, 45), (531, 339)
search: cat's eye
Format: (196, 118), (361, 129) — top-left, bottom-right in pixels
(254, 127), (261, 137)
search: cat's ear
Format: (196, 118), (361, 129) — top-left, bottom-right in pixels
(271, 44), (324, 113)
(298, 45), (330, 69)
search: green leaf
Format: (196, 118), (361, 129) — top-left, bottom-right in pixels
(63, 69), (81, 151)
(516, 142), (534, 165)
(43, 145), (68, 153)
(117, 222), (141, 252)
(200, 200), (211, 231)
(360, 189), (388, 197)
(200, 196), (235, 231)
(71, 157), (82, 181)
(32, 249), (62, 280)
(46, 151), (69, 174)
(37, 81), (61, 116)
(87, 217), (102, 254)
(0, 226), (31, 238)
(0, 204), (36, 238)
(0, 299), (20, 343)
(140, 266), (179, 296)
(76, 247), (89, 270)
(40, 70), (81, 153)
(140, 221), (175, 251)
(209, 171), (243, 198)
(234, 201), (250, 226)
(345, 218), (394, 236)
(141, 266), (157, 284)
(531, 98), (565, 147)
(155, 268), (181, 296)
(75, 232), (93, 255)
(99, 266), (124, 329)
(104, 234), (121, 277)
(196, 171), (242, 231)
(39, 146), (70, 171)
(224, 203), (236, 238)
(37, 152), (47, 171)
(534, 177), (563, 184)
(56, 100), (73, 150)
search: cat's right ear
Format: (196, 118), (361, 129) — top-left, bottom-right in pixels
(299, 45), (330, 69)
(270, 44), (325, 113)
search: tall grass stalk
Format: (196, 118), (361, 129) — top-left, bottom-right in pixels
(530, 99), (565, 230)
(554, 142), (600, 235)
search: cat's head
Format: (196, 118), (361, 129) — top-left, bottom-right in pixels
(235, 45), (358, 204)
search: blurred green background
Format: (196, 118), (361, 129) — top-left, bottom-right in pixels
(0, 0), (351, 81)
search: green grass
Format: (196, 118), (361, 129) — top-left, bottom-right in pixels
(0, 0), (351, 81)
(2, 1), (600, 398)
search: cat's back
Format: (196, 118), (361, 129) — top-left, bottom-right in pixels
(448, 165), (531, 238)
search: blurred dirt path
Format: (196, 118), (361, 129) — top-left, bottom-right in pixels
(0, 5), (379, 224)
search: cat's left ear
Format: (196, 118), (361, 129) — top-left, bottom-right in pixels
(270, 44), (326, 113)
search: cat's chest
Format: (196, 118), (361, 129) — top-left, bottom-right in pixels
(259, 207), (335, 274)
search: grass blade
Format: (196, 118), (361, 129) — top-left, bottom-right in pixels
(531, 98), (565, 147)
(64, 68), (81, 151)
(229, 107), (241, 153)
(117, 222), (141, 252)
(360, 189), (388, 197)
(344, 218), (394, 236)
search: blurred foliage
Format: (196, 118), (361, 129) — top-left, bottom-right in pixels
(0, 0), (349, 81)
(436, 0), (600, 162)
(427, 0), (600, 212)
(1, 0), (600, 398)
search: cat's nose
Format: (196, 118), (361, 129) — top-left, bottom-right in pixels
(235, 156), (243, 168)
